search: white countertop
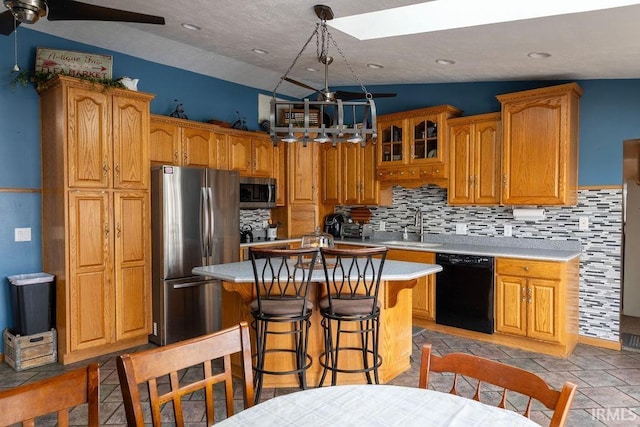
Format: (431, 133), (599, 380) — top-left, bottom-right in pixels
(193, 258), (442, 283)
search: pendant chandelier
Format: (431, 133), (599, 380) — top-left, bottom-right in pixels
(269, 5), (376, 147)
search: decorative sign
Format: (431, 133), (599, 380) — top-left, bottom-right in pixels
(35, 47), (113, 79)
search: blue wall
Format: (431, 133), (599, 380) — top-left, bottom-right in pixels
(0, 28), (639, 351)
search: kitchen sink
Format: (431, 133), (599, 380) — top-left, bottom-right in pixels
(379, 240), (442, 248)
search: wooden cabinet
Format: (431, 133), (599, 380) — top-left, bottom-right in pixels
(271, 142), (320, 238)
(228, 132), (274, 177)
(495, 257), (579, 354)
(321, 144), (342, 205)
(386, 249), (435, 321)
(39, 75), (154, 364)
(497, 83), (582, 206)
(150, 115), (216, 167)
(288, 142), (318, 204)
(448, 113), (501, 205)
(320, 142), (391, 206)
(274, 142), (287, 206)
(376, 105), (462, 188)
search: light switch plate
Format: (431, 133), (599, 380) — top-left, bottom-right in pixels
(15, 227), (31, 242)
(504, 224), (513, 237)
(455, 223), (468, 235)
(379, 221), (386, 231)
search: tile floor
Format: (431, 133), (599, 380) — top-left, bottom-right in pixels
(2, 329), (640, 426)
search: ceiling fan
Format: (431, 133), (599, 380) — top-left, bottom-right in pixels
(1, 0), (165, 36)
(282, 4), (396, 102)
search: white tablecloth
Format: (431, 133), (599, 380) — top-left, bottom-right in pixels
(218, 384), (540, 426)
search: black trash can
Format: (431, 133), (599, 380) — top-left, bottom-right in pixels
(8, 273), (55, 336)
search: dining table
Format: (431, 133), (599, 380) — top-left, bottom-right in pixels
(216, 384), (540, 426)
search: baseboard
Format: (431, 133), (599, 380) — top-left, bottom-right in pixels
(578, 335), (621, 351)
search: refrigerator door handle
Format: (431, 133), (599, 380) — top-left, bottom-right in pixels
(201, 187), (209, 257)
(172, 281), (216, 290)
(207, 186), (215, 263)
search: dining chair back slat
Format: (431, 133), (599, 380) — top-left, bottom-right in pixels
(0, 363), (100, 427)
(419, 344), (577, 427)
(117, 321), (254, 426)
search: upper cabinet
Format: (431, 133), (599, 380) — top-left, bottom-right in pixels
(150, 115), (276, 178)
(150, 115), (216, 167)
(497, 83), (582, 206)
(448, 113), (501, 206)
(376, 105), (462, 188)
(228, 132), (274, 178)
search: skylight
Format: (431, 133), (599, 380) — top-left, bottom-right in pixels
(328, 0), (640, 40)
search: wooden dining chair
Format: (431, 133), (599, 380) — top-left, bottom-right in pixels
(117, 321), (254, 426)
(419, 344), (577, 427)
(0, 363), (100, 427)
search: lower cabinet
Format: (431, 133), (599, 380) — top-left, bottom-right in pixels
(386, 249), (436, 321)
(495, 257), (578, 350)
(61, 190), (151, 362)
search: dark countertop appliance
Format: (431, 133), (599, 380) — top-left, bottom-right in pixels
(324, 213), (346, 238)
(341, 223), (374, 239)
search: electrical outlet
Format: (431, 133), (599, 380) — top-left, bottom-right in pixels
(504, 224), (513, 237)
(15, 227), (31, 242)
(379, 221), (386, 231)
(578, 216), (589, 231)
(262, 220), (269, 229)
(455, 223), (467, 235)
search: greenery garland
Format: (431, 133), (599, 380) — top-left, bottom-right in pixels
(10, 69), (126, 91)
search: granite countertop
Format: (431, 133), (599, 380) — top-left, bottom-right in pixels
(238, 233), (581, 262)
(335, 234), (581, 262)
(193, 258), (442, 283)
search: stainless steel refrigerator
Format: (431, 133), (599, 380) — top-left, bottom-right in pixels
(150, 165), (240, 345)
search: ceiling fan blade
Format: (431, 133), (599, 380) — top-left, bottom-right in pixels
(0, 10), (21, 35)
(334, 91), (397, 101)
(46, 0), (165, 24)
(283, 76), (321, 93)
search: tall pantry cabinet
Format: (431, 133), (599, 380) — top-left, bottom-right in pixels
(39, 76), (154, 364)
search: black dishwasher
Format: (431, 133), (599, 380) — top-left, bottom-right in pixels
(435, 253), (495, 334)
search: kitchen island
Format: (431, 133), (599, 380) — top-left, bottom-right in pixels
(193, 259), (441, 387)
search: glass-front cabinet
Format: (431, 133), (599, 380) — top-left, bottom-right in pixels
(410, 118), (439, 163)
(376, 105), (462, 187)
(379, 120), (404, 164)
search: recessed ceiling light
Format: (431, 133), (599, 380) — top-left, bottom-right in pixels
(252, 48), (269, 55)
(366, 63), (384, 69)
(305, 67), (319, 72)
(181, 23), (201, 31)
(329, 0), (640, 40)
(435, 59), (456, 65)
(527, 52), (551, 59)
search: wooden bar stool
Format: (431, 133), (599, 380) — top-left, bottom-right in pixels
(318, 246), (388, 386)
(249, 247), (318, 402)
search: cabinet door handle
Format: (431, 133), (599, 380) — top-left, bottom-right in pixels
(174, 151), (179, 164)
(469, 176), (474, 187)
(115, 162), (120, 178)
(523, 266), (529, 272)
(183, 152), (188, 163)
(503, 173), (508, 187)
(527, 286), (532, 304)
(104, 223), (109, 238)
(102, 162), (109, 177)
(116, 223), (121, 238)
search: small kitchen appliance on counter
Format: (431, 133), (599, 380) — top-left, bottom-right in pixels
(341, 223), (374, 239)
(323, 213), (346, 238)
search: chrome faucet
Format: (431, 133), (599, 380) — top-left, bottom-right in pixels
(414, 208), (424, 242)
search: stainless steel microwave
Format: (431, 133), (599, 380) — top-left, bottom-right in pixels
(239, 177), (277, 209)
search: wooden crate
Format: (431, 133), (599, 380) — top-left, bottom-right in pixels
(3, 328), (57, 371)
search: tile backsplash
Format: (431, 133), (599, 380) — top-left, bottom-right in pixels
(339, 185), (622, 342)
